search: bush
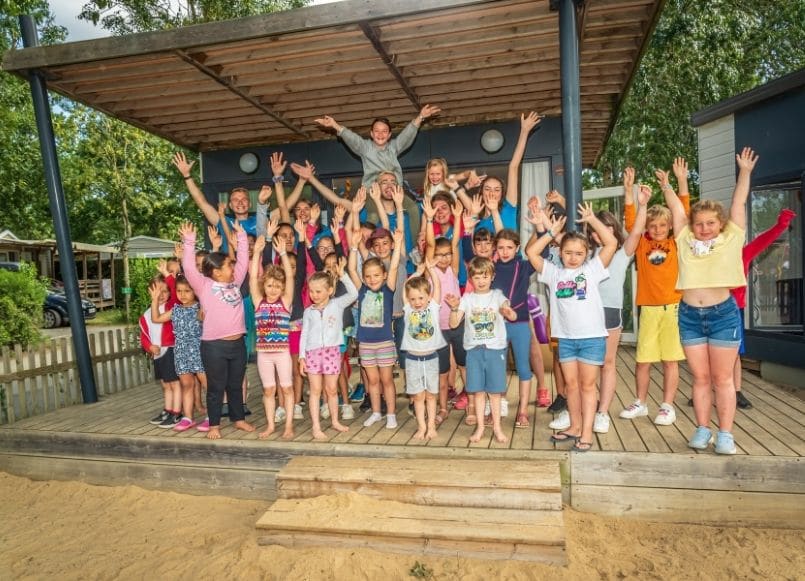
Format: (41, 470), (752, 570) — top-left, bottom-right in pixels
(127, 258), (161, 323)
(0, 264), (48, 348)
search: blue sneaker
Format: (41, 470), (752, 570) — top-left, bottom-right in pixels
(714, 431), (737, 455)
(688, 426), (713, 450)
(349, 383), (366, 403)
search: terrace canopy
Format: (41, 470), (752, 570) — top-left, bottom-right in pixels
(3, 0), (662, 166)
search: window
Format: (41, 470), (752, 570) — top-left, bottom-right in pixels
(748, 182), (802, 332)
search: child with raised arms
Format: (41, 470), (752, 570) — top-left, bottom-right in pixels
(446, 257), (518, 443)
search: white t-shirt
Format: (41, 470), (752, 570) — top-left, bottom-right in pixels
(538, 256), (609, 339)
(458, 289), (509, 350)
(401, 300), (447, 355)
(597, 247), (631, 309)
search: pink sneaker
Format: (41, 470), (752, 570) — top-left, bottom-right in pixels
(453, 391), (469, 410)
(173, 417), (195, 432)
(196, 418), (210, 432)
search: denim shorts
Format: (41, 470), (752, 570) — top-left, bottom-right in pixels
(465, 347), (508, 394)
(557, 337), (606, 366)
(678, 297), (741, 348)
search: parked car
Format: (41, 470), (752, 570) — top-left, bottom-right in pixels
(0, 262), (97, 328)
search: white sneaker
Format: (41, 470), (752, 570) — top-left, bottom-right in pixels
(593, 412), (610, 433)
(619, 400), (648, 419)
(500, 398), (509, 418)
(274, 406), (286, 422)
(654, 403), (676, 426)
(293, 404), (303, 420)
(385, 414), (398, 429)
(320, 403), (330, 420)
(363, 412), (383, 427)
(548, 409), (571, 430)
(340, 404), (355, 420)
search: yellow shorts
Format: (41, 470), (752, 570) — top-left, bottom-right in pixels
(636, 304), (685, 363)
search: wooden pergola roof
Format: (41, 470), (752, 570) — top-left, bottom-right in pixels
(2, 0), (663, 166)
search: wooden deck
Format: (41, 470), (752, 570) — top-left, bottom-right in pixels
(1, 347), (803, 528)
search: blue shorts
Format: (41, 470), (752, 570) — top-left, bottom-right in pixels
(678, 297), (741, 348)
(505, 321), (533, 381)
(465, 347), (507, 394)
(557, 337), (606, 366)
(738, 308), (746, 355)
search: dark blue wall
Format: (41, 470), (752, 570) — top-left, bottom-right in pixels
(199, 117), (564, 193)
(735, 86), (805, 185)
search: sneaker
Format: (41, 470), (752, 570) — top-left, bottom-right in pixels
(196, 418), (210, 432)
(320, 403), (330, 420)
(341, 404), (355, 420)
(338, 394), (345, 406)
(243, 404), (252, 416)
(293, 404), (304, 420)
(173, 417), (195, 432)
(150, 410), (170, 425)
(736, 391), (753, 409)
(547, 394), (567, 413)
(715, 431), (737, 455)
(593, 412), (610, 434)
(500, 399), (509, 418)
(688, 426), (713, 450)
(536, 388), (551, 408)
(654, 403), (676, 426)
(275, 407), (286, 422)
(548, 409), (571, 430)
(619, 400), (648, 419)
(359, 396), (372, 412)
(453, 392), (469, 410)
(350, 383), (366, 402)
(386, 414), (398, 429)
(220, 403), (229, 418)
(159, 413), (181, 429)
(363, 412), (383, 427)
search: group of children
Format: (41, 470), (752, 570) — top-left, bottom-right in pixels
(138, 106), (792, 454)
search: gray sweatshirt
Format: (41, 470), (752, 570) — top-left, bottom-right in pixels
(337, 121), (419, 186)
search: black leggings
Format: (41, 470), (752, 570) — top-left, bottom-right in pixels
(201, 338), (246, 426)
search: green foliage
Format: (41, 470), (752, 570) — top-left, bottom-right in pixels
(0, 264), (48, 347)
(596, 0), (805, 193)
(128, 258), (161, 322)
(408, 561), (434, 580)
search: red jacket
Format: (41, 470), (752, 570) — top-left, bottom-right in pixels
(139, 275), (177, 353)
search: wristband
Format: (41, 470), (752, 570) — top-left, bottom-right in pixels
(350, 247), (359, 253)
(427, 219), (434, 223)
(182, 175), (192, 180)
(278, 251), (287, 257)
(662, 184), (672, 191)
(272, 176), (284, 183)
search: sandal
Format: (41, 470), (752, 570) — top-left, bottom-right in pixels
(573, 441), (593, 453)
(435, 408), (449, 426)
(550, 431), (580, 443)
(515, 412), (530, 429)
(465, 413), (477, 426)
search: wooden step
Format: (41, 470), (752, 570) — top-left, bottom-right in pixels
(256, 493), (566, 564)
(276, 457), (562, 510)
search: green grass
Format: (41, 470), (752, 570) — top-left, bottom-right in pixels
(87, 308), (128, 325)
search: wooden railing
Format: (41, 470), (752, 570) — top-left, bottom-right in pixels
(0, 328), (152, 425)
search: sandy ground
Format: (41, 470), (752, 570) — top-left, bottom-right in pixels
(1, 472), (802, 581)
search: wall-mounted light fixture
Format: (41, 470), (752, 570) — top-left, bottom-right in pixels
(238, 152), (259, 174)
(480, 129), (505, 154)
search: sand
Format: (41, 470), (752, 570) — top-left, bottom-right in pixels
(1, 472), (802, 580)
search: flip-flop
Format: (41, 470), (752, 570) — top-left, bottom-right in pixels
(515, 412), (530, 429)
(573, 441), (593, 452)
(550, 431), (580, 443)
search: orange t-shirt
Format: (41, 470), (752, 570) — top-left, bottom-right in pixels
(625, 196), (690, 306)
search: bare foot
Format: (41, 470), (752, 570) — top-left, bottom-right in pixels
(312, 429), (328, 440)
(281, 429), (294, 440)
(207, 427), (222, 440)
(413, 428), (426, 440)
(258, 425), (275, 439)
(469, 427), (484, 443)
(233, 420), (255, 432)
(332, 422), (349, 433)
(426, 428), (438, 440)
(493, 429), (508, 443)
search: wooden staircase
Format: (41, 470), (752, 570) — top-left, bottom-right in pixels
(256, 457), (566, 565)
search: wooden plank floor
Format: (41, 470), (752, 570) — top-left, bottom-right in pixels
(2, 348), (803, 457)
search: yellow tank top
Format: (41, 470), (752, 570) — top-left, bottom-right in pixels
(676, 221), (746, 290)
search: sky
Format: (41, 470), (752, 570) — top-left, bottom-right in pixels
(49, 0), (343, 41)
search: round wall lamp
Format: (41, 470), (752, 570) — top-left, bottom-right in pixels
(238, 152), (259, 174)
(480, 129), (505, 153)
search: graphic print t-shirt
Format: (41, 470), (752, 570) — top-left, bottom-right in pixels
(401, 300), (447, 354)
(458, 290), (508, 350)
(357, 284), (394, 343)
(538, 257), (609, 339)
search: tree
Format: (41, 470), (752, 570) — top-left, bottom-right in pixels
(595, 0), (805, 196)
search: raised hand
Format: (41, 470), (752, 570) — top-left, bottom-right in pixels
(270, 151), (286, 177)
(736, 147), (759, 172)
(336, 256), (347, 278)
(147, 282), (163, 301)
(463, 209), (478, 231)
(369, 182), (383, 204)
(258, 185), (272, 204)
(293, 218), (307, 240)
(419, 104), (441, 120)
(499, 303), (517, 321)
(207, 225), (221, 250)
(637, 184), (652, 206)
(465, 170), (486, 190)
(525, 196), (543, 226)
(520, 111), (543, 132)
(156, 259), (169, 277)
(253, 235), (266, 255)
(173, 242), (183, 260)
(469, 193), (483, 217)
(392, 185), (405, 208)
(575, 202), (595, 224)
(444, 293), (460, 309)
(290, 161), (314, 180)
(178, 221), (196, 240)
(333, 204), (347, 225)
(654, 169), (670, 188)
(353, 186), (367, 212)
(443, 174), (460, 191)
(217, 202), (227, 217)
(549, 213), (567, 235)
(422, 196), (436, 220)
(452, 200), (464, 219)
(309, 203), (321, 225)
(266, 215), (279, 240)
(546, 189), (565, 208)
(172, 152), (195, 177)
(623, 166), (635, 191)
(314, 115), (339, 130)
(672, 157), (688, 181)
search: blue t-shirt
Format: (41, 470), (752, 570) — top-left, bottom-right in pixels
(492, 257), (535, 322)
(356, 284), (395, 343)
(217, 214), (257, 254)
(475, 199), (517, 234)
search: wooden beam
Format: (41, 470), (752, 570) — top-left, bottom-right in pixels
(359, 22), (420, 111)
(174, 49), (307, 137)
